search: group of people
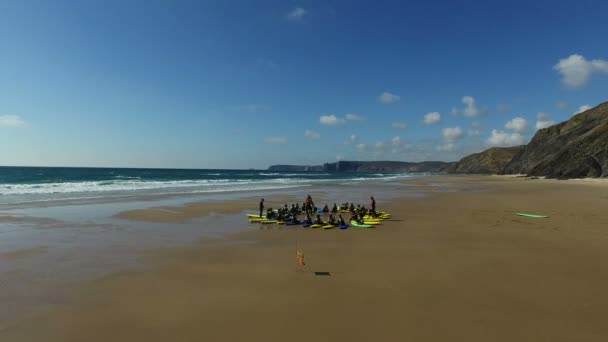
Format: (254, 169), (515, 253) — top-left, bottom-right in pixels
(258, 195), (378, 225)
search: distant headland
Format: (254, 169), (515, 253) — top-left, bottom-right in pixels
(269, 101), (608, 179)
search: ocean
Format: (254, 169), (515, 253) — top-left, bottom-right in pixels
(0, 166), (423, 206)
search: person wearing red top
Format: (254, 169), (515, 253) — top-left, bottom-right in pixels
(305, 194), (314, 214)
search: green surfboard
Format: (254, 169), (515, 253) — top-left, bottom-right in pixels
(516, 212), (548, 218)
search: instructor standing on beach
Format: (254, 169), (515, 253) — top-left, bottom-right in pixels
(305, 194), (314, 215)
(370, 196), (376, 215)
(259, 198), (264, 218)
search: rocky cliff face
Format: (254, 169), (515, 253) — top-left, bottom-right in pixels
(502, 101), (608, 178)
(266, 165), (325, 172)
(268, 161), (453, 173)
(447, 146), (525, 174)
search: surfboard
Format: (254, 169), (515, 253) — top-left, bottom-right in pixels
(350, 221), (374, 228)
(322, 224), (335, 229)
(247, 214), (266, 218)
(517, 212), (549, 218)
(363, 221), (382, 225)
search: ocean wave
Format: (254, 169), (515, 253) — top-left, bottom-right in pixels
(0, 183), (310, 206)
(0, 178), (312, 196)
(0, 172), (416, 197)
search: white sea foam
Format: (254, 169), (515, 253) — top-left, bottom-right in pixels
(0, 173), (417, 200)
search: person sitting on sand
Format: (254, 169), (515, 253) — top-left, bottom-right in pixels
(266, 208), (275, 219)
(328, 214), (337, 225)
(322, 204), (329, 213)
(304, 214), (313, 224)
(349, 203), (355, 212)
(290, 212), (299, 224)
(315, 214), (325, 225)
(331, 203), (338, 214)
(338, 214), (346, 225)
(350, 212), (363, 224)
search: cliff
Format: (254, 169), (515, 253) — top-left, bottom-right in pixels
(447, 146), (525, 174)
(502, 101), (608, 178)
(268, 160), (453, 173)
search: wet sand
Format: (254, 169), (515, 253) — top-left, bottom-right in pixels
(3, 176), (608, 341)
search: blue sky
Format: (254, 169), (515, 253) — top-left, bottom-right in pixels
(1, 0), (607, 169)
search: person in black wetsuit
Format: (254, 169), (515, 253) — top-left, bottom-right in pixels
(370, 196), (377, 217)
(328, 214), (337, 225)
(259, 198), (264, 218)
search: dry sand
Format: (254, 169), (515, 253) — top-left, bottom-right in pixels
(3, 176), (608, 341)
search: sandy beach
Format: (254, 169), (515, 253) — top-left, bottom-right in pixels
(2, 175), (608, 341)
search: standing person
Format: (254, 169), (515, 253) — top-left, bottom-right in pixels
(305, 194), (314, 215)
(259, 198), (265, 218)
(370, 196), (377, 217)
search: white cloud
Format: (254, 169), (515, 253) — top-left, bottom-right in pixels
(486, 130), (525, 147)
(505, 117), (529, 134)
(378, 92), (400, 104)
(554, 54), (608, 88)
(535, 112), (555, 130)
(356, 143), (367, 151)
(374, 142), (386, 153)
(319, 114), (346, 125)
(391, 136), (402, 146)
(437, 126), (464, 152)
(468, 129), (482, 137)
(423, 112), (441, 124)
(497, 103), (512, 113)
(264, 136), (287, 144)
(442, 127), (464, 142)
(304, 130), (320, 139)
(0, 115), (25, 127)
(286, 7), (308, 22)
(461, 96), (483, 117)
(437, 143), (457, 152)
(345, 113), (364, 121)
(471, 121), (481, 128)
(555, 101), (569, 112)
(349, 134), (358, 144)
(391, 122), (407, 129)
(574, 104), (592, 115)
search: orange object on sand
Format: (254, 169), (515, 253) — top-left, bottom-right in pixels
(296, 251), (306, 266)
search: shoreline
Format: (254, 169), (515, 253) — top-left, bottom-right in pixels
(3, 175), (608, 341)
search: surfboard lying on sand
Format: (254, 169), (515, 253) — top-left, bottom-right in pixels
(350, 221), (374, 228)
(517, 212), (549, 218)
